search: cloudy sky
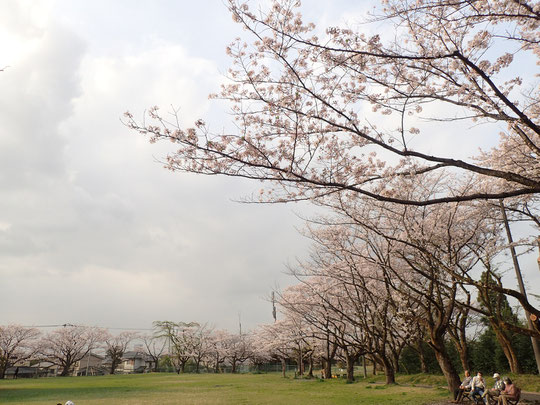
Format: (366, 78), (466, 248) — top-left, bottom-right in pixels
(1, 0), (538, 334)
(0, 0), (373, 333)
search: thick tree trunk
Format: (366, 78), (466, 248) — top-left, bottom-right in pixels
(381, 357), (396, 385)
(281, 358), (287, 378)
(345, 352), (356, 383)
(307, 355), (314, 378)
(297, 350), (303, 376)
(392, 351), (400, 374)
(324, 359), (332, 379)
(430, 334), (461, 393)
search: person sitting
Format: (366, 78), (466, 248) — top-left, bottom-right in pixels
(470, 371), (486, 404)
(483, 373), (505, 404)
(452, 370), (472, 403)
(497, 377), (520, 405)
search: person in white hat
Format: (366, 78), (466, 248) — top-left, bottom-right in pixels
(65, 401), (75, 405)
(483, 373), (505, 405)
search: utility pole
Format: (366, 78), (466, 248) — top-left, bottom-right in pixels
(272, 292), (277, 323)
(238, 311), (242, 336)
(499, 200), (540, 373)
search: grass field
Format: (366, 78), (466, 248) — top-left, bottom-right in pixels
(0, 372), (451, 404)
(369, 372), (540, 393)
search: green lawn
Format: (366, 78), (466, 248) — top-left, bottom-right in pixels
(367, 372), (540, 393)
(0, 373), (450, 405)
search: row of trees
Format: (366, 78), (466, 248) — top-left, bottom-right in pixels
(0, 325), (137, 378)
(125, 0), (540, 396)
(0, 323), (259, 379)
(251, 192), (540, 392)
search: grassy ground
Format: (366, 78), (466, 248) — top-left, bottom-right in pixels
(0, 372), (450, 405)
(366, 372), (540, 392)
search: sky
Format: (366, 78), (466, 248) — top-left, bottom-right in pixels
(0, 0), (373, 333)
(1, 0), (538, 335)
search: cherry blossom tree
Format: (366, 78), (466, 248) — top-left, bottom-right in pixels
(153, 321), (200, 374)
(252, 321), (297, 377)
(221, 331), (253, 373)
(0, 325), (40, 379)
(278, 284), (338, 379)
(126, 0), (540, 206)
(206, 329), (230, 373)
(189, 323), (213, 373)
(306, 174), (540, 390)
(37, 325), (106, 376)
(141, 334), (168, 372)
(104, 331), (138, 375)
(286, 239), (418, 383)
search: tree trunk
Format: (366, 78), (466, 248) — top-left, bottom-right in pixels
(345, 352), (356, 383)
(417, 341), (428, 373)
(297, 350), (303, 376)
(362, 355), (367, 378)
(430, 334), (461, 393)
(381, 357), (396, 385)
(324, 335), (332, 378)
(457, 344), (470, 373)
(324, 359), (332, 379)
(392, 351), (400, 374)
(492, 324), (522, 373)
(307, 354), (314, 378)
(281, 358), (287, 378)
(372, 357), (377, 375)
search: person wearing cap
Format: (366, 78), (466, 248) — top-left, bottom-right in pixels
(65, 401), (75, 405)
(483, 373), (505, 404)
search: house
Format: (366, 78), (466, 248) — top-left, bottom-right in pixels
(5, 365), (52, 378)
(5, 361), (57, 378)
(107, 351), (155, 374)
(72, 352), (105, 376)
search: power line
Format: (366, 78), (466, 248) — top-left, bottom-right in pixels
(20, 324), (154, 331)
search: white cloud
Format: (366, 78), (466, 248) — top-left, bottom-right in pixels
(0, 0), (309, 331)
